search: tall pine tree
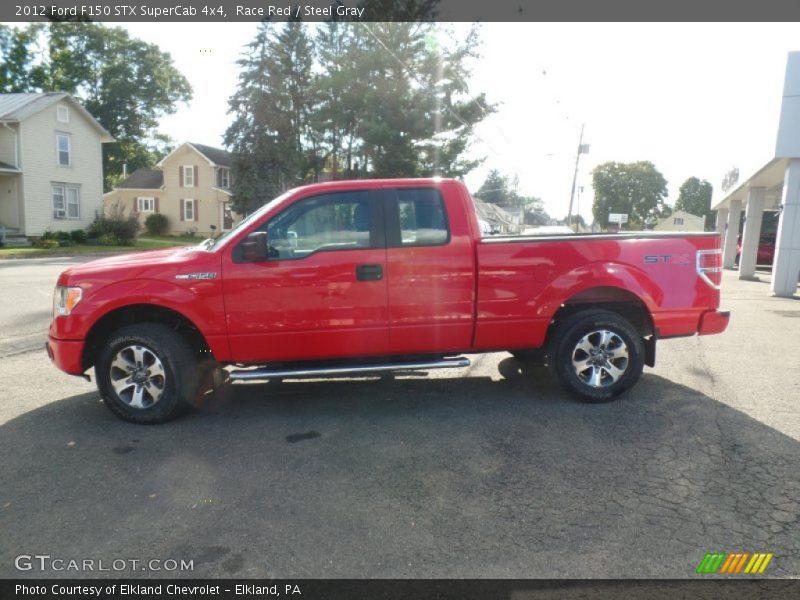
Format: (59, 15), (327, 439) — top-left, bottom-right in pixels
(225, 22), (316, 214)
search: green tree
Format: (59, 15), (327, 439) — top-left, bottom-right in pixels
(225, 22), (316, 214)
(591, 161), (669, 230)
(474, 169), (511, 204)
(675, 176), (715, 231)
(314, 23), (368, 179)
(356, 23), (490, 178)
(564, 214), (587, 228)
(474, 169), (548, 224)
(227, 21), (492, 211)
(0, 24), (47, 92)
(0, 23), (191, 190)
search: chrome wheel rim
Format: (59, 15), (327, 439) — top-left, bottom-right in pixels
(109, 345), (166, 409)
(571, 329), (629, 388)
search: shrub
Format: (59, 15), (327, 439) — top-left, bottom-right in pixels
(97, 233), (119, 246)
(144, 213), (169, 236)
(34, 238), (59, 249)
(70, 229), (87, 244)
(55, 231), (72, 241)
(87, 203), (139, 245)
(57, 239), (76, 247)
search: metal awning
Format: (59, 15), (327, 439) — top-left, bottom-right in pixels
(711, 158), (787, 211)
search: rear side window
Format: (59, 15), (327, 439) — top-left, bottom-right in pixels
(265, 191), (374, 260)
(394, 188), (449, 247)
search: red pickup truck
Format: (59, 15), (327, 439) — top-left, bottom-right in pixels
(47, 179), (729, 423)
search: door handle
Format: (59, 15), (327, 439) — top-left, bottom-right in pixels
(356, 264), (383, 281)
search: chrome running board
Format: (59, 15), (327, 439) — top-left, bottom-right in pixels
(228, 356), (471, 381)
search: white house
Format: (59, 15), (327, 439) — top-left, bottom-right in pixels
(654, 210), (705, 232)
(0, 93), (113, 242)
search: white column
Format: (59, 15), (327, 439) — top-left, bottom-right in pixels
(715, 207), (729, 235)
(738, 187), (765, 279)
(771, 158), (800, 297)
(722, 198), (742, 269)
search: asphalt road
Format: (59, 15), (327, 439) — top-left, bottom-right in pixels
(1, 258), (799, 579)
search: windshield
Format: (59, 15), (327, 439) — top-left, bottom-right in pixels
(203, 190), (296, 251)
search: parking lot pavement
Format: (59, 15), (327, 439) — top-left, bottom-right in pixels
(1, 264), (799, 578)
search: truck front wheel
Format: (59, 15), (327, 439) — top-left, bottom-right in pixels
(96, 323), (199, 424)
(549, 310), (645, 402)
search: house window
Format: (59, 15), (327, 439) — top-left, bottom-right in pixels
(673, 217), (684, 226)
(183, 199), (196, 221)
(52, 184), (80, 219)
(183, 165), (194, 187)
(217, 167), (230, 189)
(138, 197), (155, 212)
(57, 104), (70, 123)
(56, 134), (71, 167)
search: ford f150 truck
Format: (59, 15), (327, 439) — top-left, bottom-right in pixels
(47, 178), (729, 423)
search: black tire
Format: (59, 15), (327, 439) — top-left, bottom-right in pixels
(548, 309), (645, 403)
(96, 323), (200, 424)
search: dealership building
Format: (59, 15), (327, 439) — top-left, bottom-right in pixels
(712, 52), (800, 297)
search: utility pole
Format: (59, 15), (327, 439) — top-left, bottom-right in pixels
(567, 124), (588, 232)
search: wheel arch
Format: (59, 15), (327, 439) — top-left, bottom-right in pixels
(545, 286), (657, 367)
(82, 304), (213, 371)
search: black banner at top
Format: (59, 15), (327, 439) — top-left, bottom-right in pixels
(4, 0), (800, 22)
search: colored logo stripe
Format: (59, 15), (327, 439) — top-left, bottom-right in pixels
(696, 552), (773, 574)
(744, 553), (773, 574)
(696, 553), (725, 574)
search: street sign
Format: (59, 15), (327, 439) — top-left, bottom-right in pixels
(609, 213), (629, 224)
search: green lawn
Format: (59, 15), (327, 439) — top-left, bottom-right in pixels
(0, 236), (186, 259)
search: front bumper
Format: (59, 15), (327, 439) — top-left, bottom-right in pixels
(46, 336), (86, 375)
(698, 309), (731, 336)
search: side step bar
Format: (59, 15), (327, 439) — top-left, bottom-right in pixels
(228, 356), (471, 381)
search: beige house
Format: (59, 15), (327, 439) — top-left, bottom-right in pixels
(103, 142), (239, 236)
(654, 210), (705, 232)
(0, 93), (113, 242)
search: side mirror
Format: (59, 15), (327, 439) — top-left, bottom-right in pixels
(240, 231), (268, 262)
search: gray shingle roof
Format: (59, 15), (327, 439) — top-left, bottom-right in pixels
(190, 143), (231, 167)
(0, 93), (66, 120)
(116, 169), (163, 189)
(0, 92), (113, 141)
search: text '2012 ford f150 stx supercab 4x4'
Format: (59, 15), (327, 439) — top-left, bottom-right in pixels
(47, 178), (729, 423)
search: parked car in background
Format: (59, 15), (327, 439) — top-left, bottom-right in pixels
(736, 233), (776, 267)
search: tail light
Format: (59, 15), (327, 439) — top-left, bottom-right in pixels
(697, 249), (722, 289)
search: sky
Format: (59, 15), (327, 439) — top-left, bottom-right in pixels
(121, 22), (800, 223)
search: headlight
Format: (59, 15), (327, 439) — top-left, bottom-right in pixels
(53, 285), (83, 317)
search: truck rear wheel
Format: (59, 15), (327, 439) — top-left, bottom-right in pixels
(549, 310), (645, 402)
(96, 323), (199, 424)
